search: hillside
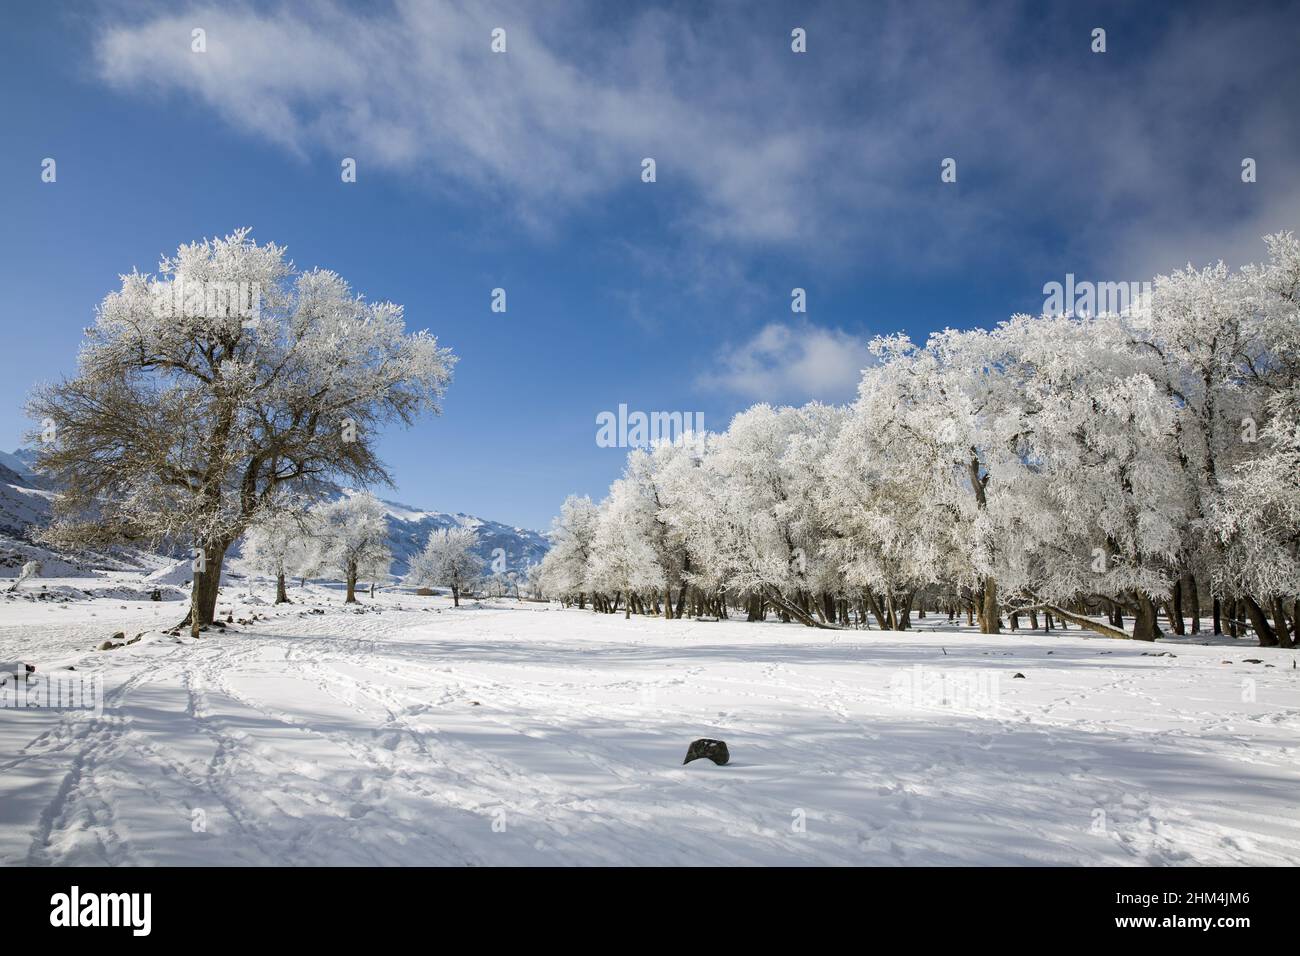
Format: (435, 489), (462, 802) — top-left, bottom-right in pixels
(0, 449), (548, 583)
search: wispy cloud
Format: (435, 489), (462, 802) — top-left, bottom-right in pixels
(698, 321), (874, 404)
(94, 0), (1300, 273)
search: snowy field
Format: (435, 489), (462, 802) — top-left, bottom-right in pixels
(2, 582), (1299, 867)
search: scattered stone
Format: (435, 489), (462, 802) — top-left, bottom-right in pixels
(1242, 658), (1264, 664)
(1141, 651), (1176, 657)
(126, 634), (143, 645)
(150, 589), (162, 601)
(1012, 672), (1026, 679)
(683, 738), (730, 766)
(98, 640), (122, 651)
(111, 631), (125, 642)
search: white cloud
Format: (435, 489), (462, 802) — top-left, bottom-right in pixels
(92, 1), (1300, 272)
(699, 322), (873, 404)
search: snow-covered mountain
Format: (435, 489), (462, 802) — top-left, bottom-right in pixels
(336, 489), (549, 579)
(0, 449), (548, 580)
(0, 447), (53, 490)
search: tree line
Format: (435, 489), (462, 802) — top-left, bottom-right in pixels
(537, 234), (1300, 647)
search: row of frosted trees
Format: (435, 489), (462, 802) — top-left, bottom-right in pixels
(537, 235), (1300, 646)
(243, 491), (488, 606)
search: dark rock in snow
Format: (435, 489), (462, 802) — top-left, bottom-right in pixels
(0, 663), (36, 685)
(684, 738), (730, 766)
(1012, 672), (1026, 679)
(150, 589), (162, 601)
(1242, 658), (1264, 664)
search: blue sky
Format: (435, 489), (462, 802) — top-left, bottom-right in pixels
(2, 0), (1297, 529)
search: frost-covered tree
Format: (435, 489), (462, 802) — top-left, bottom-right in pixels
(536, 495), (599, 606)
(312, 492), (393, 602)
(406, 526), (483, 606)
(585, 478), (667, 618)
(29, 230), (454, 634)
(241, 502), (316, 603)
(1207, 233), (1300, 645)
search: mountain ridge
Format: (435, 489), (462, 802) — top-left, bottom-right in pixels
(0, 448), (549, 580)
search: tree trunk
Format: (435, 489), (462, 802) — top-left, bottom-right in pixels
(1168, 579), (1186, 635)
(1029, 604), (1128, 639)
(1184, 573), (1200, 633)
(1131, 592), (1158, 642)
(863, 590), (888, 631)
(1270, 595), (1293, 649)
(451, 584), (460, 607)
(763, 586), (840, 629)
(980, 578), (1001, 634)
(345, 560), (358, 603)
(187, 540), (229, 636)
(1212, 596), (1222, 635)
(1242, 594), (1278, 647)
(275, 572), (288, 604)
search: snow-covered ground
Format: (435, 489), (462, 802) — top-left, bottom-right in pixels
(2, 581), (1298, 866)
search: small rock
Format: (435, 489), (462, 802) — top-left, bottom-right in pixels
(1242, 658), (1264, 664)
(98, 640), (122, 651)
(150, 589), (162, 601)
(111, 631), (125, 642)
(1012, 672), (1026, 679)
(684, 738), (730, 766)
